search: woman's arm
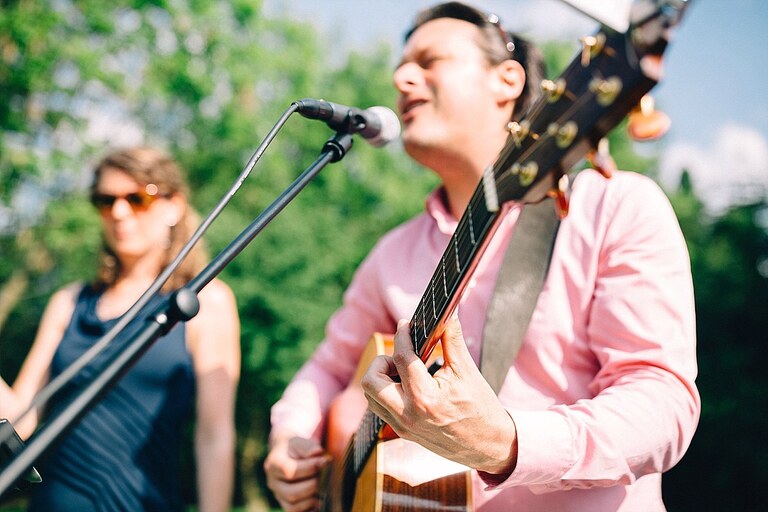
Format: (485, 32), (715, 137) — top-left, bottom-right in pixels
(187, 279), (241, 512)
(1, 284), (79, 439)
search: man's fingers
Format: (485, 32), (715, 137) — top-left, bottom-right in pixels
(287, 436), (325, 460)
(365, 353), (399, 384)
(264, 437), (328, 483)
(362, 354), (404, 424)
(392, 319), (434, 395)
(438, 314), (475, 371)
(264, 437), (330, 512)
(277, 495), (319, 512)
(270, 476), (321, 512)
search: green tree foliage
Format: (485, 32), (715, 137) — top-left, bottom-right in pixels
(663, 175), (768, 510)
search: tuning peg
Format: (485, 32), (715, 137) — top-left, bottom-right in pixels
(548, 174), (571, 219)
(627, 94), (671, 141)
(587, 138), (616, 179)
(579, 33), (606, 67)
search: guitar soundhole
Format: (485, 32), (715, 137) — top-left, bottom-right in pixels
(380, 472), (469, 511)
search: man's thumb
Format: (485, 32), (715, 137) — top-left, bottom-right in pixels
(440, 313), (473, 367)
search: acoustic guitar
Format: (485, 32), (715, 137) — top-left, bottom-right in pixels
(321, 1), (692, 510)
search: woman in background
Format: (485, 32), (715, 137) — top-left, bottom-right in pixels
(1, 147), (240, 512)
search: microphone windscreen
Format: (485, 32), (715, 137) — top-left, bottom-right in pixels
(366, 106), (401, 147)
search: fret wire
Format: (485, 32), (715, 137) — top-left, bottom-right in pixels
(455, 221), (469, 251)
(453, 236), (461, 273)
(431, 280), (437, 320)
(445, 259), (459, 292)
(442, 258), (448, 298)
(456, 225), (476, 261)
(457, 236), (475, 264)
(411, 138), (503, 351)
(410, 315), (420, 349)
(435, 289), (448, 311)
(411, 304), (421, 331)
(468, 203), (476, 246)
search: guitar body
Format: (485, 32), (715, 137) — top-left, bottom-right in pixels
(323, 333), (471, 512)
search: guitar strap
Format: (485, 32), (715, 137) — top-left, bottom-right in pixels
(480, 198), (560, 394)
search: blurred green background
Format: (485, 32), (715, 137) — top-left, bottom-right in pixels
(1, 1), (765, 510)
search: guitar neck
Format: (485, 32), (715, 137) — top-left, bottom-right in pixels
(409, 184), (505, 359)
(351, 410), (385, 476)
(348, 188), (504, 479)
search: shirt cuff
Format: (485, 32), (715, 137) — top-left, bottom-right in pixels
(479, 408), (574, 490)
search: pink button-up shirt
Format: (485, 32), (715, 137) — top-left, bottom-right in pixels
(271, 170), (700, 511)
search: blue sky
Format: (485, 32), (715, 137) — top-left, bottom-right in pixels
(263, 0), (768, 213)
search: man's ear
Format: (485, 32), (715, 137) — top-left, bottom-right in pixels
(493, 59), (526, 106)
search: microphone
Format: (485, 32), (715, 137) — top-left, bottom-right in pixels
(294, 98), (401, 147)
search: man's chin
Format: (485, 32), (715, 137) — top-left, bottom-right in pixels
(402, 135), (445, 170)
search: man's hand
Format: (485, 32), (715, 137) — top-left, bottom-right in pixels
(263, 435), (330, 512)
(362, 315), (518, 476)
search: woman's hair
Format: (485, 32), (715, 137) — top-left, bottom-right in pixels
(405, 1), (546, 120)
(90, 146), (208, 293)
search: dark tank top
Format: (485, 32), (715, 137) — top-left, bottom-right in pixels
(28, 285), (195, 512)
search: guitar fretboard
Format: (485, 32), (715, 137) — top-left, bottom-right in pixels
(409, 185), (500, 357)
(352, 411), (384, 475)
(350, 182), (504, 479)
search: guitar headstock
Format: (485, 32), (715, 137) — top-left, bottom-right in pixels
(486, 0), (691, 215)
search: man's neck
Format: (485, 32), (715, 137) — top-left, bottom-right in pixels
(429, 150), (493, 219)
(439, 172), (481, 219)
(408, 135), (508, 218)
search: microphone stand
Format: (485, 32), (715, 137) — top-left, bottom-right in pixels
(0, 130), (355, 498)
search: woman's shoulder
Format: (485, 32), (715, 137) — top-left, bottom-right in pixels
(31, 282), (86, 355)
(184, 278), (240, 361)
(45, 282), (87, 318)
(197, 278), (236, 306)
(192, 278), (238, 326)
(54, 281), (87, 299)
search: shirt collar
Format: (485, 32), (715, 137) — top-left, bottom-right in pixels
(425, 186), (458, 235)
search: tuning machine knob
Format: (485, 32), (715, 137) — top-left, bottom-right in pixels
(541, 78), (566, 102)
(506, 120), (531, 147)
(587, 138), (616, 179)
(589, 76), (622, 106)
(580, 33), (606, 66)
(627, 94), (671, 141)
(548, 174), (571, 219)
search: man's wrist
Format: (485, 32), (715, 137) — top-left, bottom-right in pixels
(481, 410), (518, 476)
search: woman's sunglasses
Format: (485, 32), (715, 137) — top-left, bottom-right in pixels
(90, 184), (166, 214)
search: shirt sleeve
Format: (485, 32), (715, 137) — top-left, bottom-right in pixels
(482, 172), (701, 492)
(269, 242), (397, 443)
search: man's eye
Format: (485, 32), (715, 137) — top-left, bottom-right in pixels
(420, 56), (442, 68)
